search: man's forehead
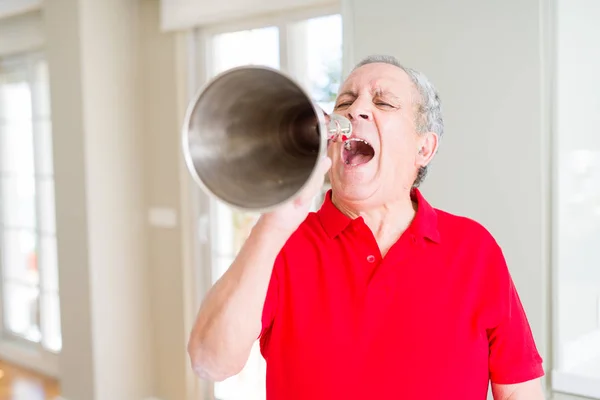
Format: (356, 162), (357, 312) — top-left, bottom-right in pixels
(339, 63), (411, 94)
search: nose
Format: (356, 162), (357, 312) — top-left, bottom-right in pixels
(346, 101), (372, 122)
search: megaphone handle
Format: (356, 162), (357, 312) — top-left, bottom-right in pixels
(328, 119), (342, 142)
(326, 114), (352, 142)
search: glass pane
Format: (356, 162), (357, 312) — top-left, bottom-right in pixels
(38, 178), (56, 234)
(212, 201), (235, 258)
(40, 235), (59, 292)
(0, 175), (37, 229)
(1, 229), (39, 285)
(210, 203), (259, 282)
(3, 280), (41, 342)
(289, 14), (343, 114)
(214, 342), (266, 400)
(287, 14), (341, 207)
(307, 15), (342, 113)
(212, 26), (280, 76)
(554, 3), (600, 392)
(0, 76), (32, 121)
(555, 150), (600, 382)
(41, 291), (62, 352)
(35, 120), (54, 176)
(0, 131), (10, 172)
(0, 120), (35, 175)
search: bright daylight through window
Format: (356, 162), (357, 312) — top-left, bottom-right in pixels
(204, 13), (342, 400)
(0, 55), (61, 357)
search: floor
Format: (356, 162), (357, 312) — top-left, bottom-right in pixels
(0, 360), (60, 400)
(0, 358), (595, 400)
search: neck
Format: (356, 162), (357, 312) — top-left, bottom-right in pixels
(331, 191), (417, 255)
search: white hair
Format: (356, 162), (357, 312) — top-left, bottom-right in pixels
(351, 55), (444, 187)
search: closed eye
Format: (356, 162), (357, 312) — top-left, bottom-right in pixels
(335, 102), (352, 109)
(375, 102), (396, 109)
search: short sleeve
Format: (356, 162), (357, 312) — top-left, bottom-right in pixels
(487, 245), (545, 384)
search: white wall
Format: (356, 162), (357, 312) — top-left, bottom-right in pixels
(345, 0), (551, 386)
(44, 0), (95, 397)
(45, 0), (155, 398)
(139, 1), (193, 399)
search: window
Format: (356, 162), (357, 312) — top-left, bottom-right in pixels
(199, 12), (342, 400)
(0, 54), (61, 359)
(553, 150), (600, 397)
(551, 2), (600, 397)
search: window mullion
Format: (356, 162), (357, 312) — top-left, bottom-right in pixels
(278, 23), (289, 74)
(282, 20), (310, 91)
(27, 54), (44, 349)
(0, 59), (6, 337)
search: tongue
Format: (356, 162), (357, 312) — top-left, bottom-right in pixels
(346, 152), (372, 165)
(343, 141), (375, 166)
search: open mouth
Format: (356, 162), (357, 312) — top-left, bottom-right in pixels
(342, 138), (375, 166)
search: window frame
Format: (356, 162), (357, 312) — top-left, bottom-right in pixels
(195, 4), (340, 82)
(186, 6), (342, 400)
(0, 50), (60, 378)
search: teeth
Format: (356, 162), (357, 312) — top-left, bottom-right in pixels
(343, 138), (371, 149)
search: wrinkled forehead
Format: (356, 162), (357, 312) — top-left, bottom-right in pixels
(339, 62), (415, 99)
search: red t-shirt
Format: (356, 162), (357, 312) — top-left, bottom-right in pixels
(259, 189), (544, 399)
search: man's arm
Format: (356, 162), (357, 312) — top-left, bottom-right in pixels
(491, 378), (545, 400)
(186, 218), (288, 381)
(186, 156), (331, 382)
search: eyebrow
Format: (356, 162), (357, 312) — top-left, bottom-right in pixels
(336, 88), (403, 107)
(373, 88), (402, 101)
(337, 88), (402, 100)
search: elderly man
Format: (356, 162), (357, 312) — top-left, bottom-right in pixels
(187, 55), (545, 400)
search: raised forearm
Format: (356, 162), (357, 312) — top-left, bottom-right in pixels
(187, 217), (290, 381)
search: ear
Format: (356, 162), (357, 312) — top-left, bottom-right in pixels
(415, 132), (439, 167)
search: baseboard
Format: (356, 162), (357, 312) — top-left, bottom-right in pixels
(54, 397), (164, 400)
(52, 396), (163, 400)
(0, 338), (59, 378)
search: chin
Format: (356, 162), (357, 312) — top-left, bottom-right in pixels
(330, 169), (379, 202)
(334, 154), (377, 179)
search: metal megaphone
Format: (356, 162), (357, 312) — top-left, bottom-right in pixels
(181, 65), (351, 212)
